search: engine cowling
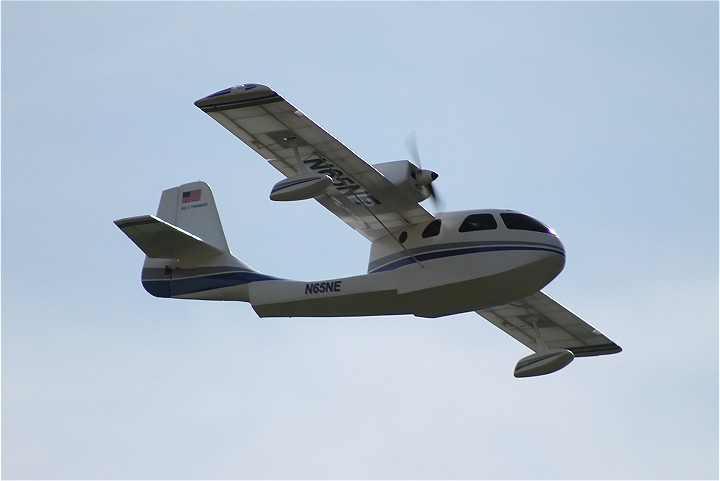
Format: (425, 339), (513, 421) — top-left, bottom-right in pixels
(373, 160), (437, 202)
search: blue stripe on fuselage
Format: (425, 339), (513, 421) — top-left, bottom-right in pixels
(142, 271), (279, 297)
(369, 244), (565, 274)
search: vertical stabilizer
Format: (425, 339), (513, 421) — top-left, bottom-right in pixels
(155, 180), (229, 253)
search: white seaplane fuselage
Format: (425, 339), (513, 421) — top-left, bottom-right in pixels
(160, 208), (565, 319)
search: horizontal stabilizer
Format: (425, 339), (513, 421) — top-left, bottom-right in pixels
(114, 215), (225, 259)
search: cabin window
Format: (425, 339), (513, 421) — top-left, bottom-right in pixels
(421, 219), (442, 238)
(399, 231), (408, 243)
(500, 213), (552, 234)
(459, 214), (497, 232)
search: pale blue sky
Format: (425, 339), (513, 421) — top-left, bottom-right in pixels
(2, 1), (718, 479)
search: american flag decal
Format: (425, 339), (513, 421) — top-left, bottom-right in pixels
(182, 189), (201, 203)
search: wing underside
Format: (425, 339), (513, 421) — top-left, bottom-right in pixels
(194, 84), (433, 241)
(476, 291), (622, 357)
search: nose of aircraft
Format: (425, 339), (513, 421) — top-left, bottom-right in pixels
(530, 214), (565, 259)
(527, 238), (565, 293)
(522, 215), (566, 285)
(544, 230), (566, 281)
(553, 233), (566, 257)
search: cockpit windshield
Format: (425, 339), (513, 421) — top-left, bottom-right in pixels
(500, 213), (555, 235)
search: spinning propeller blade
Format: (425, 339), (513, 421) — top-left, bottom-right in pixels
(406, 131), (444, 211)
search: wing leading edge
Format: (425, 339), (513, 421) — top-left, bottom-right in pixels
(195, 84), (434, 241)
(476, 291), (622, 357)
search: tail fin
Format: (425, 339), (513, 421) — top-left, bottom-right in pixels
(115, 181), (267, 300)
(154, 180), (229, 253)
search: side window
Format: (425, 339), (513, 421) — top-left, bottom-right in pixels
(421, 219), (442, 238)
(459, 214), (497, 232)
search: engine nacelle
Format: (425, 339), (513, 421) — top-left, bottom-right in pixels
(373, 160), (437, 202)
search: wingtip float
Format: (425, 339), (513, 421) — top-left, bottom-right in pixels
(116, 84), (621, 377)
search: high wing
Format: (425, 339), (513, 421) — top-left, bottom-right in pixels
(477, 291), (622, 357)
(194, 84), (434, 241)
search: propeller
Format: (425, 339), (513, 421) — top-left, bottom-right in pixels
(406, 131), (444, 211)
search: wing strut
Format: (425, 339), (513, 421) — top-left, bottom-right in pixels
(286, 136), (304, 173)
(531, 318), (549, 351)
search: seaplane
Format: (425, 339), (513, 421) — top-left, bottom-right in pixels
(115, 83), (621, 377)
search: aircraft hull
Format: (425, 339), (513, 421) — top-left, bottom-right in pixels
(249, 251), (565, 318)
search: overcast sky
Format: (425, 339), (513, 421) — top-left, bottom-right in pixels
(2, 1), (718, 479)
